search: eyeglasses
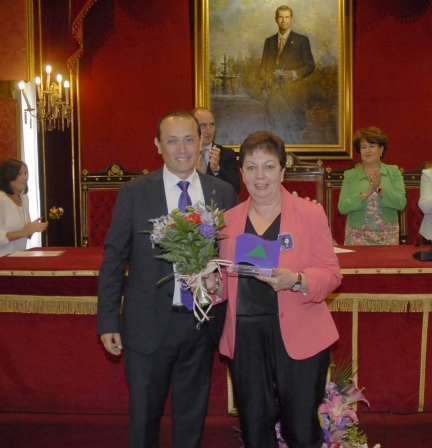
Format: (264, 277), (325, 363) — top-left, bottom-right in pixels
(161, 138), (199, 147)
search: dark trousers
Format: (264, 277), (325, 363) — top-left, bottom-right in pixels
(228, 315), (330, 448)
(124, 311), (214, 448)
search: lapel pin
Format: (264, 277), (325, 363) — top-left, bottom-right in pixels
(212, 189), (216, 195)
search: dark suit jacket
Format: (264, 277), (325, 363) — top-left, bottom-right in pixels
(204, 143), (240, 194)
(97, 168), (239, 355)
(261, 31), (315, 83)
(261, 31), (315, 132)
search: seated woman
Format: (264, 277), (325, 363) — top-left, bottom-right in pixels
(0, 158), (48, 257)
(338, 126), (406, 245)
(210, 131), (342, 448)
(418, 166), (432, 244)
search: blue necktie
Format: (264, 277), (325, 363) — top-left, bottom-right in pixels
(177, 181), (192, 213)
(177, 181), (193, 310)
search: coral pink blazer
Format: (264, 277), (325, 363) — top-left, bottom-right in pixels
(219, 187), (342, 360)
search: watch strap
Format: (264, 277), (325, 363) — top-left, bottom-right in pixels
(291, 272), (302, 291)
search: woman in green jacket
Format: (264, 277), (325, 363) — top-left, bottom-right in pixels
(338, 126), (406, 245)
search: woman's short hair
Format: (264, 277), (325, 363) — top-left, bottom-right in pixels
(0, 158), (28, 194)
(239, 131), (287, 168)
(353, 126), (388, 158)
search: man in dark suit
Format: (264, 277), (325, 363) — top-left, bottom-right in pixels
(192, 107), (241, 194)
(261, 5), (315, 143)
(97, 110), (239, 448)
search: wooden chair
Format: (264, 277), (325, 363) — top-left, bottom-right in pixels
(283, 152), (324, 204)
(80, 163), (148, 247)
(401, 161), (432, 245)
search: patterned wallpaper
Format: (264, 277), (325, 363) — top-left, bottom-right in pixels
(0, 0), (27, 81)
(0, 98), (18, 160)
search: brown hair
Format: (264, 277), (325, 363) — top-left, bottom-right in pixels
(275, 5), (293, 18)
(239, 131), (287, 168)
(353, 126), (388, 158)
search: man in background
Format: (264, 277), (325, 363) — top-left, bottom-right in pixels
(192, 107), (241, 194)
(261, 5), (315, 143)
(97, 110), (239, 448)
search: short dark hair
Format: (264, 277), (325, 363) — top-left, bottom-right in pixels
(0, 158), (28, 194)
(275, 5), (293, 18)
(156, 110), (201, 140)
(353, 126), (388, 158)
(239, 131), (287, 169)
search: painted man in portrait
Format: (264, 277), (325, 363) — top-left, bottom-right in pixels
(261, 5), (315, 144)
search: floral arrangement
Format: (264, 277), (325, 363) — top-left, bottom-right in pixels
(318, 361), (381, 448)
(146, 201), (231, 323)
(237, 360), (381, 448)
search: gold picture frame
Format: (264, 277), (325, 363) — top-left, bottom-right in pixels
(195, 0), (353, 159)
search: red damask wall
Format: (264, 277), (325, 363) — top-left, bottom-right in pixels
(0, 98), (18, 160)
(0, 0), (28, 81)
(76, 0), (432, 174)
(79, 0), (195, 173)
(352, 0), (432, 171)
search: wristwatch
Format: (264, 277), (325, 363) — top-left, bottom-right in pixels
(376, 185), (384, 194)
(290, 272), (302, 291)
(212, 166), (220, 175)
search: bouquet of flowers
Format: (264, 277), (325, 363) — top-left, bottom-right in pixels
(146, 201), (231, 323)
(318, 361), (381, 448)
(237, 359), (381, 448)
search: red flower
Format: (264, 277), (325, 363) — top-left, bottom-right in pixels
(185, 213), (202, 224)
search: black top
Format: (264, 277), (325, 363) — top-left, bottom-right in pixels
(236, 214), (280, 316)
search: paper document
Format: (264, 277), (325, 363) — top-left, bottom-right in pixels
(333, 247), (355, 254)
(8, 250), (65, 257)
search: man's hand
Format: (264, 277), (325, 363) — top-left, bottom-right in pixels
(101, 333), (123, 356)
(292, 191), (318, 204)
(209, 145), (221, 172)
(282, 70), (294, 80)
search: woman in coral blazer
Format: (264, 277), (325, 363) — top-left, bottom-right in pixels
(213, 131), (342, 448)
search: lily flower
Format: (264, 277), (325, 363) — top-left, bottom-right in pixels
(319, 395), (358, 427)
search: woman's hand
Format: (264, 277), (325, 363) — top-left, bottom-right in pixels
(370, 168), (382, 191)
(255, 268), (298, 292)
(360, 179), (375, 202)
(22, 218), (48, 237)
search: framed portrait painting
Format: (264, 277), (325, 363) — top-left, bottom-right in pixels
(195, 0), (353, 159)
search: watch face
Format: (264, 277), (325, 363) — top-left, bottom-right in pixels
(291, 282), (301, 291)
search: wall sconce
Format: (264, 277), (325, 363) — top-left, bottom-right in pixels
(19, 64), (72, 132)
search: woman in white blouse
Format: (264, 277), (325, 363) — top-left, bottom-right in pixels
(0, 158), (48, 257)
(419, 167), (432, 244)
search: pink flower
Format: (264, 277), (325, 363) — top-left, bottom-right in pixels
(340, 381), (370, 408)
(319, 395), (358, 427)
